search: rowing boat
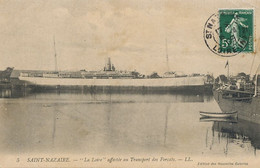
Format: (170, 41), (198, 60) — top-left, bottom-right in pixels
(199, 111), (237, 118)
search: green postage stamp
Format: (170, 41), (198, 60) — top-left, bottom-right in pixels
(219, 9), (254, 53)
(204, 9), (254, 57)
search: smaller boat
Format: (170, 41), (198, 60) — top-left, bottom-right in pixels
(199, 111), (237, 118)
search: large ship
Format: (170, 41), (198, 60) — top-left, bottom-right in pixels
(16, 57), (212, 92)
(213, 73), (260, 124)
(6, 37), (214, 93)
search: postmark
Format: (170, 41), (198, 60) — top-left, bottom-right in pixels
(204, 9), (254, 57)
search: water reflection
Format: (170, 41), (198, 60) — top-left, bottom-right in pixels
(201, 118), (260, 156)
(200, 117), (238, 123)
(212, 119), (260, 150)
(0, 90), (259, 158)
(0, 88), (213, 103)
(0, 88), (31, 98)
(0, 89), (12, 98)
(0, 91), (213, 154)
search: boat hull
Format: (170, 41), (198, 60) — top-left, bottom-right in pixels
(19, 76), (205, 86)
(18, 76), (212, 93)
(213, 89), (260, 124)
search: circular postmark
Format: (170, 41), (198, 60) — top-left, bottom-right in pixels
(203, 13), (249, 57)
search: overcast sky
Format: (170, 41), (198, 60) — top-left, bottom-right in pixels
(0, 0), (259, 76)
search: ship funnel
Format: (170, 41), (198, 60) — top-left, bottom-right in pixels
(104, 57), (115, 71)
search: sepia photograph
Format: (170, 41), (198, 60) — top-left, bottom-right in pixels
(0, 0), (259, 167)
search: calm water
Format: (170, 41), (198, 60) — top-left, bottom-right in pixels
(0, 89), (259, 157)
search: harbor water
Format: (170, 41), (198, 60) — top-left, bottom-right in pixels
(0, 89), (259, 158)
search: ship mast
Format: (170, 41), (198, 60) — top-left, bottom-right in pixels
(250, 40), (260, 75)
(165, 38), (170, 72)
(227, 60), (229, 81)
(254, 65), (260, 97)
(53, 36), (58, 72)
(225, 60), (229, 81)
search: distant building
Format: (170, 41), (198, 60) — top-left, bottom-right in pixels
(0, 67), (14, 83)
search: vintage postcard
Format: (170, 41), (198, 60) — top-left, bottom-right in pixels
(0, 0), (260, 168)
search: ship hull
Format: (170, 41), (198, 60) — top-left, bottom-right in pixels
(19, 76), (205, 87)
(18, 76), (211, 93)
(213, 89), (260, 124)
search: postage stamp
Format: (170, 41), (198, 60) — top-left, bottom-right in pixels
(204, 9), (254, 57)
